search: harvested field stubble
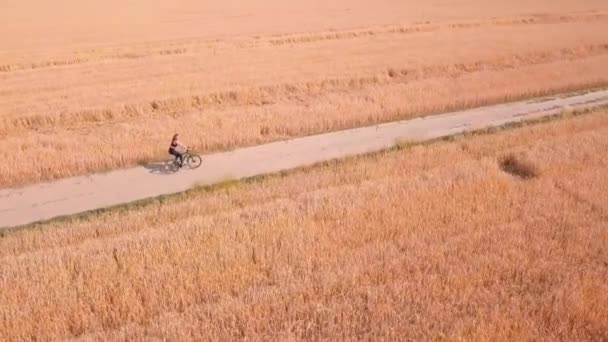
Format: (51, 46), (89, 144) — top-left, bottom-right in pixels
(2, 1), (608, 186)
(1, 110), (608, 340)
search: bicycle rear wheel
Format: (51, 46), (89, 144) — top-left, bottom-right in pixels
(186, 154), (202, 169)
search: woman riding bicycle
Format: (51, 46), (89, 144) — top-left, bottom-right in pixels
(168, 134), (189, 167)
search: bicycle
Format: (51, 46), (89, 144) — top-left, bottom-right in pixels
(174, 148), (202, 169)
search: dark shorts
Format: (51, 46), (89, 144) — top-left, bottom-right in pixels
(168, 148), (182, 157)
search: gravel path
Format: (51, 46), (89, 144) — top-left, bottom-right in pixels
(1, 90), (607, 229)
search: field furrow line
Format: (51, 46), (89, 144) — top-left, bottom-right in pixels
(1, 11), (607, 73)
(3, 44), (608, 135)
(268, 12), (608, 45)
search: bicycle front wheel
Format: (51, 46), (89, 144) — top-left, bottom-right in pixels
(186, 154), (202, 169)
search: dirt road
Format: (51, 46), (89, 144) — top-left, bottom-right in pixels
(1, 90), (607, 229)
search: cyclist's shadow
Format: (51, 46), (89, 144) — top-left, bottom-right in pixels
(143, 160), (179, 175)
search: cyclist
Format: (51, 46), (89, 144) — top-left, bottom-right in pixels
(168, 133), (189, 167)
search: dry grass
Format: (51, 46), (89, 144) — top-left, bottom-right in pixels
(1, 110), (607, 340)
(1, 1), (608, 187)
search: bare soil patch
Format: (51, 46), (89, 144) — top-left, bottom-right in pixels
(499, 154), (539, 179)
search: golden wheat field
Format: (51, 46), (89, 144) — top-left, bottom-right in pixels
(1, 109), (608, 340)
(2, 0), (608, 186)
